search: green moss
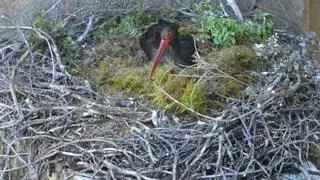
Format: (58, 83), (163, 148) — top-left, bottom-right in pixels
(95, 60), (112, 86)
(153, 64), (175, 84)
(203, 45), (267, 100)
(205, 45), (266, 74)
(95, 58), (133, 84)
(85, 30), (264, 117)
(180, 82), (206, 113)
(152, 65), (215, 115)
(217, 79), (245, 98)
(153, 72), (224, 115)
(153, 64), (186, 112)
(153, 74), (186, 112)
(90, 53), (229, 116)
(92, 57), (149, 96)
(113, 74), (145, 94)
(178, 24), (198, 36)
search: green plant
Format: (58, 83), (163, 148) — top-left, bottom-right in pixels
(89, 28), (109, 42)
(28, 13), (53, 43)
(27, 12), (81, 69)
(55, 27), (83, 69)
(89, 11), (155, 42)
(193, 1), (273, 48)
(180, 82), (206, 113)
(114, 74), (145, 94)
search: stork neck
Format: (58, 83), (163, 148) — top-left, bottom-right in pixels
(172, 44), (186, 68)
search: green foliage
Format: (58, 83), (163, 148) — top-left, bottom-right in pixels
(28, 13), (53, 43)
(89, 28), (109, 43)
(115, 12), (154, 34)
(89, 11), (155, 43)
(193, 1), (273, 48)
(27, 12), (81, 70)
(33, 13), (52, 32)
(56, 28), (82, 67)
(194, 0), (221, 16)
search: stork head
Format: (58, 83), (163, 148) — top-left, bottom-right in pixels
(149, 20), (179, 79)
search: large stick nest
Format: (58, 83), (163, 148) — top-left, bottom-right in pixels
(1, 19), (320, 180)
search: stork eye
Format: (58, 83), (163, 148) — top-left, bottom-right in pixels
(163, 32), (172, 40)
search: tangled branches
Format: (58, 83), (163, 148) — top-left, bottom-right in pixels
(1, 24), (320, 180)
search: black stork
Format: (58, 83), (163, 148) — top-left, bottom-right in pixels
(139, 19), (196, 79)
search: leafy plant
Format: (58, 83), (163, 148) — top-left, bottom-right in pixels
(89, 11), (155, 43)
(28, 13), (53, 43)
(56, 28), (82, 67)
(27, 12), (81, 68)
(193, 1), (273, 48)
(117, 11), (154, 33)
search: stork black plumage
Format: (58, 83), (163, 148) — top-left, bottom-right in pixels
(139, 19), (195, 78)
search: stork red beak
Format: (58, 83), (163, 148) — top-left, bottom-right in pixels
(149, 36), (170, 79)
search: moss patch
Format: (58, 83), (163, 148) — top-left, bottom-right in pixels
(152, 65), (214, 115)
(205, 45), (264, 74)
(180, 82), (206, 113)
(203, 45), (267, 99)
(178, 24), (198, 37)
(113, 73), (145, 94)
(153, 64), (184, 111)
(217, 79), (245, 98)
(91, 57), (149, 96)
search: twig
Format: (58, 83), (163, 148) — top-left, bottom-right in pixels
(42, 0), (62, 17)
(226, 0), (244, 20)
(103, 160), (157, 180)
(77, 15), (94, 43)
